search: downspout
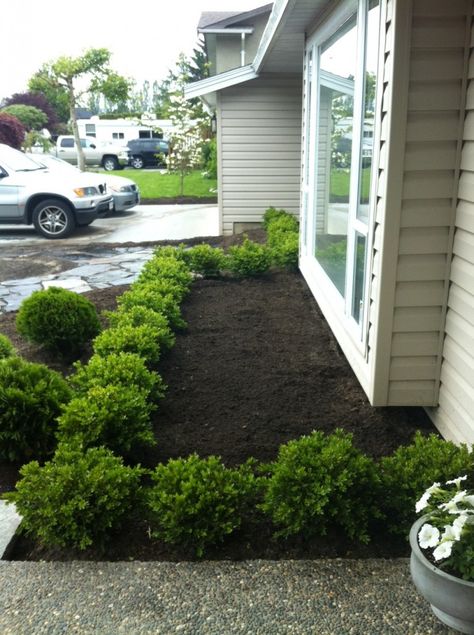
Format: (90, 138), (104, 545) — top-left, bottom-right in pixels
(241, 32), (246, 66)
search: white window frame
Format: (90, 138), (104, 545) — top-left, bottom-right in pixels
(300, 0), (382, 353)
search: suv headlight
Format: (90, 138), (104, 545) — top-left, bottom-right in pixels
(109, 184), (131, 192)
(73, 186), (98, 197)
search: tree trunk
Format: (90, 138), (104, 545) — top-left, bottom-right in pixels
(68, 81), (85, 172)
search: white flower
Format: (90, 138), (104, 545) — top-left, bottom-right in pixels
(416, 492), (431, 513)
(463, 495), (474, 507)
(442, 523), (463, 542)
(446, 475), (468, 487)
(439, 490), (467, 514)
(433, 540), (454, 561)
(418, 523), (440, 549)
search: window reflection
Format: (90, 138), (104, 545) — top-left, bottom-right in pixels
(314, 18), (358, 297)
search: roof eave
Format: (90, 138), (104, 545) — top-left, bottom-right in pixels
(184, 65), (258, 100)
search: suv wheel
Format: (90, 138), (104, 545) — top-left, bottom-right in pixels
(131, 155), (145, 169)
(32, 198), (75, 239)
(103, 156), (119, 171)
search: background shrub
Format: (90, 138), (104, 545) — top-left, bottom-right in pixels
(57, 385), (155, 454)
(147, 454), (260, 556)
(6, 443), (143, 550)
(0, 112), (25, 149)
(71, 352), (165, 402)
(378, 431), (474, 535)
(226, 238), (271, 277)
(0, 357), (71, 461)
(0, 334), (15, 359)
(16, 287), (101, 360)
(105, 306), (175, 350)
(182, 244), (225, 277)
(261, 429), (380, 543)
(262, 207), (289, 230)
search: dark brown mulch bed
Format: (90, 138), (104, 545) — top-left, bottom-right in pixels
(0, 269), (437, 561)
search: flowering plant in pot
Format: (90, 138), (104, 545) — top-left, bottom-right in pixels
(409, 476), (474, 634)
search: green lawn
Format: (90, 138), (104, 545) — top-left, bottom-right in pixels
(330, 167), (372, 202)
(102, 169), (217, 199)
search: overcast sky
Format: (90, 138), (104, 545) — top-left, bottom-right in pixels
(0, 0), (264, 101)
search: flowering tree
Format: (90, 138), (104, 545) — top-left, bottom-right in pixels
(165, 85), (207, 196)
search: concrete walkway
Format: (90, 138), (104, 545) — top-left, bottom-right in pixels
(0, 559), (453, 634)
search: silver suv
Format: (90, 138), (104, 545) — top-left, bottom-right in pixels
(0, 144), (113, 239)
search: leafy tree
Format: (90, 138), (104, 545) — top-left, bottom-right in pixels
(1, 105), (47, 131)
(0, 112), (25, 149)
(29, 49), (131, 170)
(28, 67), (70, 124)
(3, 92), (60, 132)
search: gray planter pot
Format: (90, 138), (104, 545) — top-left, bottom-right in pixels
(410, 516), (474, 634)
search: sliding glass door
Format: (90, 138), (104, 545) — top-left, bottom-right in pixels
(302, 0), (380, 339)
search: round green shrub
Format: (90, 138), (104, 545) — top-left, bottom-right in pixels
(16, 287), (101, 359)
(270, 233), (299, 269)
(378, 431), (474, 536)
(266, 213), (299, 238)
(227, 238), (271, 277)
(137, 256), (193, 290)
(147, 454), (260, 557)
(262, 207), (290, 230)
(182, 244), (225, 277)
(261, 429), (380, 543)
(6, 443), (143, 550)
(117, 286), (186, 330)
(93, 324), (162, 364)
(0, 357), (71, 461)
(71, 352), (165, 402)
(57, 385), (155, 454)
(0, 333), (15, 359)
(106, 306), (175, 350)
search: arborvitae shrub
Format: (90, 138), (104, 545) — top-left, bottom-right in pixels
(0, 333), (15, 359)
(16, 287), (100, 359)
(71, 352), (165, 402)
(6, 443), (143, 550)
(378, 431), (474, 535)
(226, 238), (271, 277)
(57, 385), (155, 454)
(0, 357), (71, 461)
(182, 244), (225, 277)
(261, 429), (380, 543)
(147, 455), (260, 556)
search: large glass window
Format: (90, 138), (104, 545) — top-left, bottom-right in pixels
(302, 0), (380, 337)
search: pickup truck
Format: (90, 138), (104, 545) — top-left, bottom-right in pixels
(0, 143), (113, 239)
(51, 136), (130, 171)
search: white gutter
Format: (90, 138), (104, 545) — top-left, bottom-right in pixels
(198, 27), (254, 34)
(184, 64), (258, 100)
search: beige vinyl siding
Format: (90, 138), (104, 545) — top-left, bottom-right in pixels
(384, 0), (470, 406)
(219, 73), (302, 234)
(428, 9), (474, 441)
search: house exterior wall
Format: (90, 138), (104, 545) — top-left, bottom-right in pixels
(218, 72), (302, 234)
(427, 2), (474, 444)
(215, 14), (271, 75)
(370, 0), (471, 409)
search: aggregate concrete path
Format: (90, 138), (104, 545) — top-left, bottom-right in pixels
(0, 559), (454, 634)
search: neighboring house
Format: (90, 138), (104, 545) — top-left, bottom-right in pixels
(76, 116), (173, 144)
(186, 0), (474, 445)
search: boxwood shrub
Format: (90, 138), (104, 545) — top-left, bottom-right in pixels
(105, 306), (175, 350)
(0, 357), (71, 461)
(147, 454), (260, 556)
(378, 431), (474, 535)
(261, 429), (380, 543)
(71, 352), (165, 402)
(16, 287), (100, 359)
(182, 244), (225, 277)
(92, 324), (162, 364)
(226, 238), (271, 277)
(137, 255), (193, 290)
(6, 442), (143, 550)
(57, 385), (155, 454)
(117, 286), (186, 330)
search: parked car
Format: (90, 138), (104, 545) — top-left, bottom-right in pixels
(28, 154), (140, 213)
(127, 138), (169, 169)
(50, 136), (130, 171)
(0, 144), (113, 239)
